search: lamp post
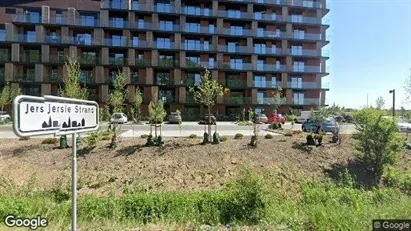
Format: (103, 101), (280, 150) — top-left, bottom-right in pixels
(389, 89), (395, 117)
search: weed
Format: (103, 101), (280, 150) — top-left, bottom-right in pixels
(41, 138), (58, 144)
(220, 136), (228, 142)
(188, 134), (198, 139)
(234, 133), (244, 139)
(284, 132), (293, 137)
(265, 134), (274, 139)
(19, 137), (30, 141)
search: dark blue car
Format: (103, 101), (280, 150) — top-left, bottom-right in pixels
(302, 118), (340, 133)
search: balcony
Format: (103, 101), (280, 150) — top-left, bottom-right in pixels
(185, 96), (197, 104)
(132, 3), (151, 11)
(256, 64), (287, 72)
(49, 54), (66, 64)
(226, 79), (247, 89)
(253, 81), (279, 89)
(136, 58), (151, 66)
(217, 10), (250, 19)
(78, 55), (98, 65)
(254, 47), (283, 55)
(292, 66), (327, 73)
(131, 40), (148, 48)
(78, 74), (95, 84)
(293, 33), (323, 41)
(185, 26), (214, 34)
(288, 0), (325, 9)
(44, 74), (60, 83)
(65, 36), (93, 46)
(257, 30), (288, 39)
(15, 34), (36, 43)
(218, 28), (254, 37)
(293, 98), (322, 106)
(287, 81), (319, 89)
(218, 45), (249, 53)
(12, 14), (41, 23)
(15, 75), (35, 82)
(101, 0), (128, 9)
(254, 13), (280, 21)
(159, 96), (178, 104)
(0, 72), (5, 83)
(158, 58), (178, 68)
(105, 38), (126, 47)
(158, 24), (181, 32)
(289, 16), (321, 24)
(183, 8), (211, 17)
(76, 18), (99, 27)
(155, 4), (175, 13)
(154, 42), (176, 50)
(221, 62), (253, 71)
(224, 96), (251, 105)
(289, 49), (321, 57)
(109, 19), (128, 28)
(109, 57), (128, 66)
(183, 44), (212, 52)
(130, 75), (139, 84)
(0, 53), (10, 63)
(257, 97), (277, 105)
(0, 32), (5, 42)
(44, 35), (62, 44)
(136, 22), (152, 29)
(156, 78), (175, 86)
(20, 54), (40, 63)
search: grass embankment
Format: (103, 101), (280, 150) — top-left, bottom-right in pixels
(1, 169), (411, 230)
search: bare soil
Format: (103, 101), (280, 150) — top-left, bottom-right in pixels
(1, 134), (411, 196)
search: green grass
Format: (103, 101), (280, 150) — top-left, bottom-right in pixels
(0, 169), (410, 230)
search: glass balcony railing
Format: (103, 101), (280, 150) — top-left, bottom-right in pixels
(44, 35), (62, 44)
(289, 49), (321, 56)
(289, 16), (321, 24)
(289, 0), (325, 9)
(109, 20), (128, 28)
(254, 13), (280, 21)
(158, 58), (177, 67)
(293, 66), (325, 73)
(155, 4), (175, 13)
(65, 36), (93, 46)
(226, 79), (247, 89)
(183, 44), (212, 52)
(101, 0), (128, 9)
(136, 22), (152, 29)
(257, 30), (288, 39)
(78, 74), (95, 84)
(15, 75), (35, 82)
(156, 78), (175, 86)
(109, 57), (128, 66)
(217, 10), (250, 19)
(12, 14), (41, 23)
(131, 40), (147, 48)
(224, 97), (251, 105)
(0, 73), (5, 83)
(159, 96), (177, 104)
(253, 81), (278, 89)
(78, 55), (98, 65)
(185, 96), (197, 104)
(21, 54), (40, 63)
(256, 64), (287, 72)
(154, 42), (176, 49)
(15, 34), (36, 43)
(287, 82), (321, 89)
(105, 38), (126, 47)
(49, 55), (66, 64)
(218, 28), (254, 36)
(185, 26), (214, 34)
(183, 8), (211, 17)
(293, 33), (323, 40)
(293, 98), (322, 106)
(254, 47), (283, 55)
(218, 45), (249, 53)
(136, 58), (151, 66)
(221, 63), (253, 71)
(158, 24), (181, 32)
(0, 32), (5, 41)
(0, 53), (10, 63)
(132, 3), (151, 11)
(131, 75), (139, 84)
(77, 18), (99, 27)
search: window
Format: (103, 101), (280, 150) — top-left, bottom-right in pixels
(294, 93), (304, 105)
(291, 46), (303, 55)
(156, 72), (170, 85)
(111, 0), (123, 9)
(208, 57), (215, 69)
(254, 43), (266, 54)
(209, 24), (215, 33)
(254, 75), (266, 88)
(26, 31), (36, 43)
(80, 15), (96, 26)
(230, 58), (243, 69)
(79, 70), (93, 84)
(293, 30), (305, 39)
(204, 40), (210, 50)
(137, 19), (145, 28)
(132, 36), (139, 47)
(257, 60), (265, 71)
(159, 20), (173, 31)
(290, 76), (302, 88)
(186, 22), (200, 33)
(156, 3), (171, 12)
(228, 9), (241, 18)
(230, 26), (243, 36)
(110, 17), (124, 28)
(257, 28), (264, 36)
(111, 35), (123, 46)
(276, 60), (281, 70)
(291, 14), (303, 23)
(184, 5), (201, 15)
(257, 91), (265, 104)
(22, 86), (41, 96)
(131, 72), (139, 84)
(0, 29), (5, 41)
(156, 37), (171, 48)
(186, 56), (200, 65)
(293, 61), (305, 72)
(76, 33), (92, 45)
(159, 90), (174, 103)
(185, 39), (201, 50)
(227, 42), (238, 53)
(132, 0), (139, 10)
(24, 11), (40, 23)
(186, 73), (201, 86)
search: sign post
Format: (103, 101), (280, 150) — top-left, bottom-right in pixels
(13, 95), (99, 231)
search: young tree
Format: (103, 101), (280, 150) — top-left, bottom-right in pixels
(267, 87), (286, 114)
(60, 58), (88, 100)
(352, 108), (404, 184)
(108, 71), (127, 149)
(375, 96), (385, 110)
(148, 99), (167, 140)
(133, 87), (143, 123)
(189, 69), (228, 143)
(0, 82), (11, 111)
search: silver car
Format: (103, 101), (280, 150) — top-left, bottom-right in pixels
(254, 114), (268, 124)
(110, 113), (128, 124)
(168, 112), (182, 124)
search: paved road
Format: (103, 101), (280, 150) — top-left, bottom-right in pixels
(0, 121), (356, 138)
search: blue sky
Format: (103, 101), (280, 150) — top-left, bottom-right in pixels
(323, 0), (411, 109)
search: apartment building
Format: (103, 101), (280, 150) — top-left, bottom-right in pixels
(0, 0), (330, 120)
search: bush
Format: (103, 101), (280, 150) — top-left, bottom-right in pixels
(140, 134), (149, 138)
(286, 114), (296, 122)
(41, 138), (58, 144)
(188, 134), (198, 139)
(234, 133), (244, 139)
(220, 136), (228, 142)
(101, 136), (111, 141)
(293, 130), (302, 135)
(306, 134), (315, 145)
(84, 132), (101, 149)
(265, 134), (273, 139)
(284, 132), (293, 137)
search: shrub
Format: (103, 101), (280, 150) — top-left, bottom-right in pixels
(140, 134), (149, 138)
(41, 138), (58, 144)
(286, 114), (296, 122)
(352, 108), (404, 183)
(101, 136), (111, 141)
(306, 134), (315, 145)
(278, 123), (282, 129)
(269, 123), (279, 129)
(234, 133), (243, 139)
(84, 132), (101, 149)
(265, 134), (274, 139)
(220, 136), (228, 142)
(188, 134), (198, 139)
(284, 132), (293, 137)
(293, 130), (302, 135)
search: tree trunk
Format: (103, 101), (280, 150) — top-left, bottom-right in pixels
(208, 106), (211, 142)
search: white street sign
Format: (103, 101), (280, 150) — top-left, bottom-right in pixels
(13, 95), (99, 137)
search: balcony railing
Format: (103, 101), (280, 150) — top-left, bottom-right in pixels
(293, 98), (322, 105)
(254, 47), (283, 55)
(44, 35), (62, 44)
(257, 31), (288, 39)
(12, 14), (41, 23)
(254, 13), (280, 21)
(130, 75), (139, 84)
(105, 38), (127, 47)
(156, 78), (175, 86)
(293, 66), (325, 73)
(154, 42), (176, 49)
(257, 97), (279, 105)
(253, 81), (279, 89)
(101, 0), (128, 9)
(182, 44), (212, 52)
(158, 58), (177, 67)
(159, 96), (177, 104)
(136, 22), (153, 29)
(218, 28), (254, 36)
(293, 33), (323, 40)
(183, 8), (212, 17)
(44, 74), (60, 83)
(130, 40), (148, 48)
(49, 55), (66, 64)
(78, 75), (95, 84)
(64, 36), (93, 46)
(256, 64), (287, 72)
(109, 20), (128, 28)
(0, 73), (5, 83)
(289, 49), (321, 56)
(15, 34), (36, 43)
(20, 54), (40, 63)
(217, 10), (250, 19)
(135, 58), (151, 66)
(109, 57), (128, 66)
(158, 25), (181, 32)
(221, 63), (253, 71)
(288, 16), (321, 24)
(155, 4), (176, 13)
(226, 79), (247, 89)
(78, 55), (98, 65)
(0, 53), (10, 63)
(218, 45), (249, 53)
(185, 26), (214, 34)
(287, 81), (320, 89)
(15, 75), (35, 82)
(224, 97), (251, 105)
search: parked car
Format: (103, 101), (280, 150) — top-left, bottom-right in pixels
(0, 111), (11, 122)
(343, 113), (353, 123)
(334, 114), (344, 122)
(199, 114), (216, 125)
(168, 112), (182, 124)
(267, 113), (286, 124)
(254, 114), (268, 124)
(110, 113), (128, 124)
(295, 110), (314, 123)
(382, 116), (411, 133)
(302, 117), (340, 133)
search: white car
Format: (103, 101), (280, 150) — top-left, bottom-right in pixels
(382, 116), (411, 132)
(0, 111), (11, 122)
(110, 113), (128, 124)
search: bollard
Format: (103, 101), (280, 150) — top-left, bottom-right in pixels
(60, 135), (68, 149)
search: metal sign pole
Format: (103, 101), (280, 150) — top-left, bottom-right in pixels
(71, 132), (77, 231)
